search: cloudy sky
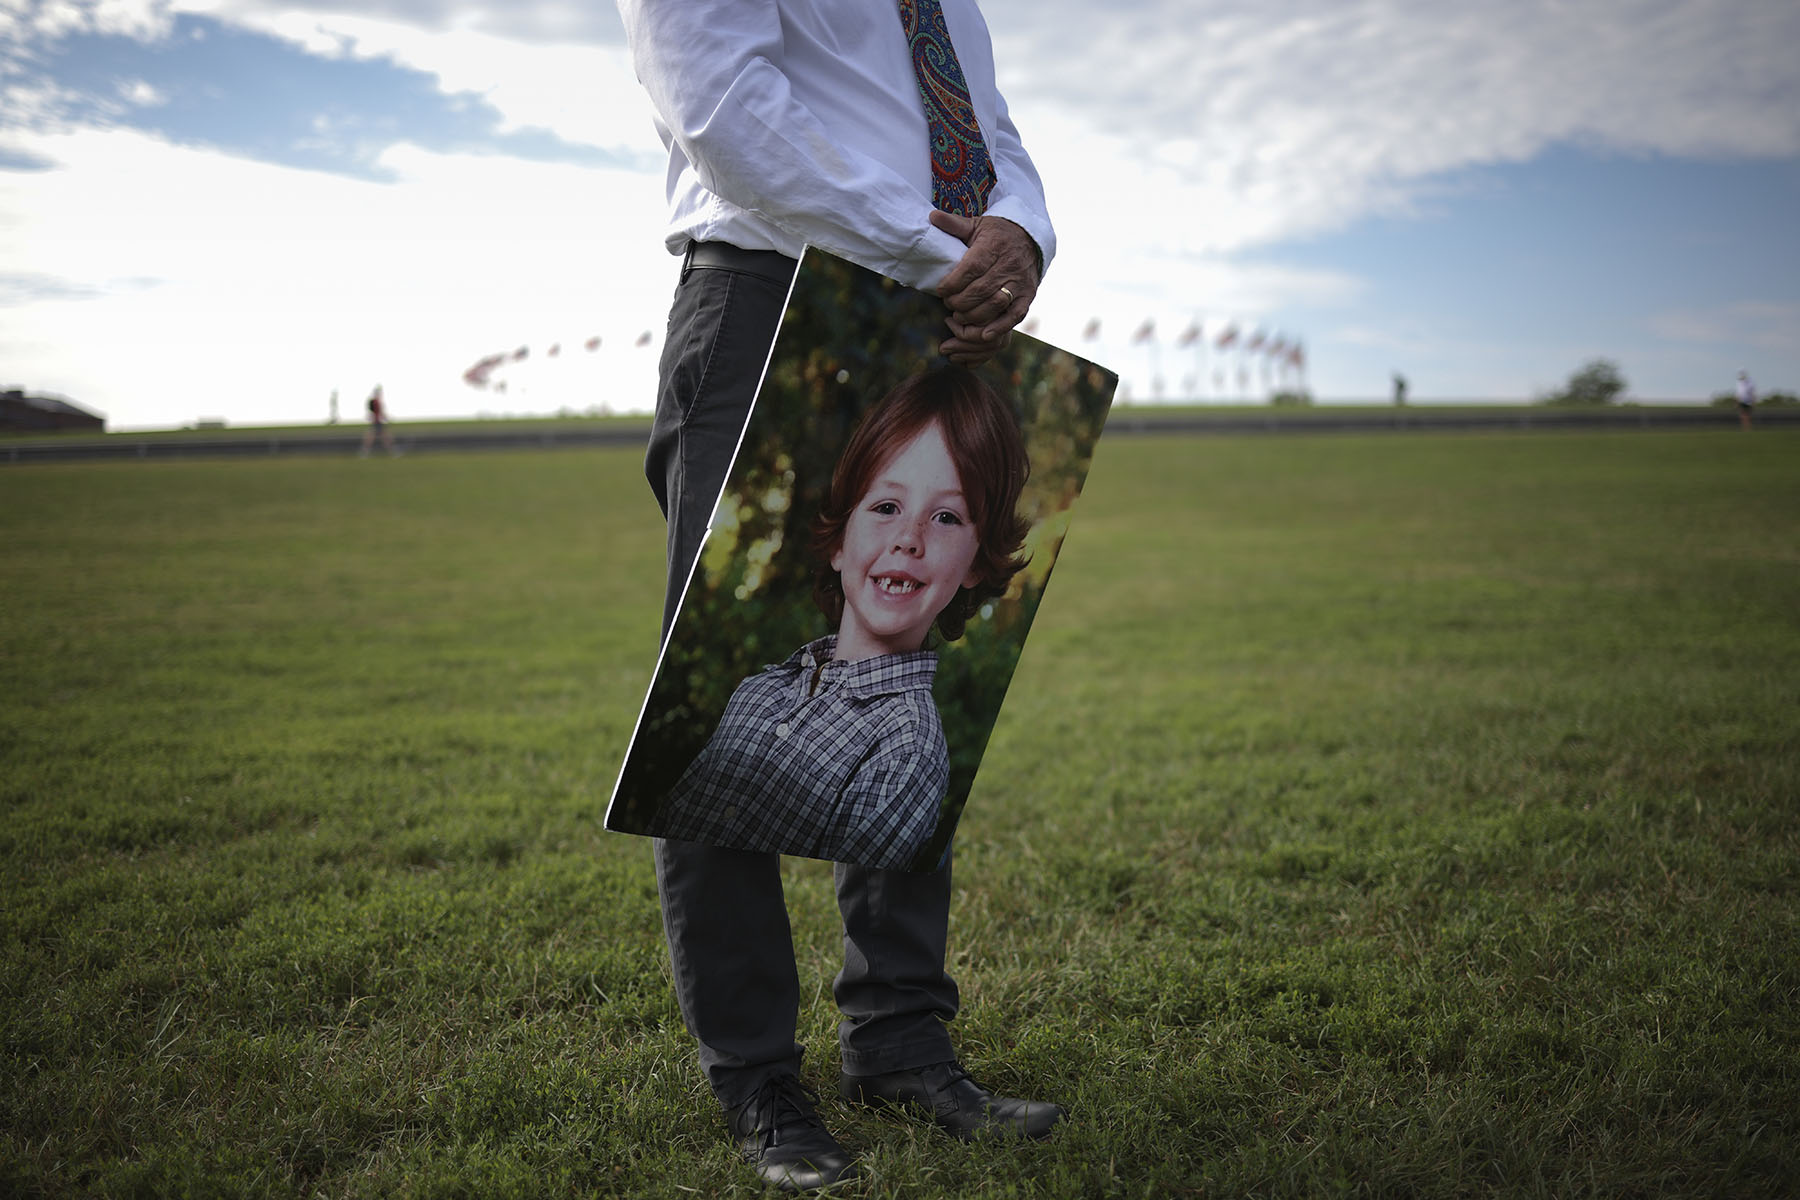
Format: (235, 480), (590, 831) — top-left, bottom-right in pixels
(3, 0), (1797, 429)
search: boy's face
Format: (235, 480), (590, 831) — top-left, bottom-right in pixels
(831, 419), (982, 661)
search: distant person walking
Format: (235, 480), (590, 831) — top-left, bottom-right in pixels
(1736, 369), (1756, 431)
(1393, 371), (1408, 406)
(328, 389), (339, 425)
(361, 385), (395, 456)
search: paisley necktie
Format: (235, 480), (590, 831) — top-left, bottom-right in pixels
(898, 0), (996, 216)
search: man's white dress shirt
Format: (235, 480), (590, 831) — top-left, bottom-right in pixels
(617, 0), (1055, 291)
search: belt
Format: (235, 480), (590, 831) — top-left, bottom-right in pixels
(682, 241), (799, 288)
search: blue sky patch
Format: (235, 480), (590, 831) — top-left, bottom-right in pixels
(29, 14), (615, 180)
(1253, 149), (1800, 395)
(0, 146), (57, 172)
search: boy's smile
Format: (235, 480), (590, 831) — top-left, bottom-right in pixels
(831, 419), (981, 661)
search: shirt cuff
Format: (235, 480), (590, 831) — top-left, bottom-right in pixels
(984, 194), (1054, 279)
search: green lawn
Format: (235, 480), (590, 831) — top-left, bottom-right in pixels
(3, 430), (1796, 1197)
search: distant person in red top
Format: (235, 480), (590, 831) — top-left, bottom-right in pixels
(361, 384), (396, 456)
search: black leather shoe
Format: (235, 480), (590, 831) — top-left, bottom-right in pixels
(840, 1060), (1064, 1141)
(726, 1075), (859, 1192)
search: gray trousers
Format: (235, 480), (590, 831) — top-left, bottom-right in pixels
(645, 249), (958, 1109)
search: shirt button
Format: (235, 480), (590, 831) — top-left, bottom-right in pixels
(775, 723), (791, 739)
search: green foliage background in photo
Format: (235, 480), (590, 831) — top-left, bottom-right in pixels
(606, 250), (1117, 869)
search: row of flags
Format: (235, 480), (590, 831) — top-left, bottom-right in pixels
(463, 317), (1306, 392)
(1089, 318), (1307, 370)
(463, 330), (656, 391)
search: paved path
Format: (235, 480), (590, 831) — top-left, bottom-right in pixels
(4, 406), (1790, 464)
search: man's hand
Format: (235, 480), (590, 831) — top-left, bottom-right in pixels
(931, 211), (1040, 365)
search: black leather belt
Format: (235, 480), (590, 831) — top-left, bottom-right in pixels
(682, 240), (798, 288)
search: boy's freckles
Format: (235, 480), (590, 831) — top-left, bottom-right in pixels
(830, 420), (982, 662)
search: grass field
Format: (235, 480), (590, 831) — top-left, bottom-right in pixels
(3, 429), (1796, 1198)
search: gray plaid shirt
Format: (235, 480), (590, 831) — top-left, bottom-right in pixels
(651, 636), (949, 869)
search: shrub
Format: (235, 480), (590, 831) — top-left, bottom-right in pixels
(1712, 388), (1797, 408)
(1541, 358), (1627, 406)
(1269, 389), (1314, 408)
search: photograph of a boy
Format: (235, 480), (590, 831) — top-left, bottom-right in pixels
(650, 366), (1029, 870)
(605, 247), (1116, 871)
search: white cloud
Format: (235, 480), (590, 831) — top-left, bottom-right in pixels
(176, 0), (622, 46)
(976, 0), (1800, 396)
(0, 125), (672, 426)
(992, 0), (1800, 251)
(0, 2), (648, 154)
(4, 0), (1798, 419)
(169, 0), (652, 153)
(115, 76), (164, 105)
(0, 1), (672, 427)
(26, 0), (172, 39)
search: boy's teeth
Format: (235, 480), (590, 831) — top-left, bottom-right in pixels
(877, 577), (919, 594)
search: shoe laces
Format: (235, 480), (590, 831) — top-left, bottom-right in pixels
(741, 1074), (827, 1146)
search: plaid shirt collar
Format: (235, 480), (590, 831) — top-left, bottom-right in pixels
(789, 635), (938, 701)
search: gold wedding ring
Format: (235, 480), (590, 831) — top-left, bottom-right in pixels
(998, 285), (1015, 303)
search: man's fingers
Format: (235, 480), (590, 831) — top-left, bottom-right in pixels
(934, 212), (1039, 357)
(929, 208), (978, 244)
(932, 210), (985, 297)
(941, 316), (1011, 365)
(948, 279), (1032, 334)
(938, 218), (1039, 313)
(940, 335), (1003, 365)
(941, 337), (1007, 366)
(987, 280), (1032, 328)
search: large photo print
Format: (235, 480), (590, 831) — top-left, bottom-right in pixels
(606, 249), (1116, 870)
